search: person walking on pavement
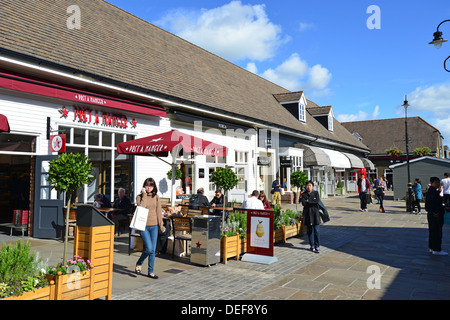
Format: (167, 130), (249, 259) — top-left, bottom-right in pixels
(441, 172), (450, 206)
(412, 178), (423, 214)
(301, 180), (321, 253)
(271, 176), (282, 207)
(376, 176), (387, 213)
(425, 177), (447, 256)
(357, 173), (371, 212)
(135, 178), (166, 278)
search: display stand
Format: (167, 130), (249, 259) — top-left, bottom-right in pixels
(241, 209), (278, 265)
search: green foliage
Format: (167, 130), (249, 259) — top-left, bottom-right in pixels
(290, 170), (308, 188)
(210, 167), (238, 192)
(274, 208), (302, 229)
(48, 153), (94, 194)
(413, 147), (432, 157)
(385, 147), (403, 157)
(166, 167), (182, 180)
(336, 180), (344, 188)
(221, 210), (247, 238)
(0, 240), (48, 298)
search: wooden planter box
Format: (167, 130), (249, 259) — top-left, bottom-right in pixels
(1, 283), (56, 300)
(47, 270), (92, 300)
(221, 233), (246, 264)
(273, 228), (284, 243)
(74, 225), (114, 300)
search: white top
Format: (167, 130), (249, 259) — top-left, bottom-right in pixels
(241, 197), (264, 210)
(441, 177), (450, 194)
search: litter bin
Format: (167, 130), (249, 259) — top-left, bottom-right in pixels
(190, 215), (221, 266)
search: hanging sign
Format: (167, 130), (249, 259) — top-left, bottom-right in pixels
(49, 134), (66, 153)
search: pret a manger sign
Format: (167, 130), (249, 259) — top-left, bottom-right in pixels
(59, 106), (137, 129)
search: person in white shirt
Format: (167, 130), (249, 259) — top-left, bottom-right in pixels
(257, 175), (265, 193)
(241, 190), (265, 210)
(441, 172), (450, 205)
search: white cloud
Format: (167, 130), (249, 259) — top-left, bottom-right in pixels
(260, 53), (332, 92)
(299, 22), (315, 32)
(407, 83), (450, 142)
(156, 1), (288, 61)
(337, 105), (380, 122)
(246, 62), (258, 74)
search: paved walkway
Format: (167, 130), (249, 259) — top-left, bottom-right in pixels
(1, 191), (449, 300)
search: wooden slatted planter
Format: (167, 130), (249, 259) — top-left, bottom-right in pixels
(1, 283), (56, 300)
(74, 225), (114, 300)
(221, 233), (244, 263)
(47, 270), (91, 300)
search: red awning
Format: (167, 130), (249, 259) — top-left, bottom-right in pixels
(0, 70), (166, 118)
(0, 114), (10, 133)
(117, 130), (228, 158)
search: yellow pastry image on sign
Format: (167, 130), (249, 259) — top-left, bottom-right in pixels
(256, 220), (264, 237)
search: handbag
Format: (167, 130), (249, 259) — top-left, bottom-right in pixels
(129, 206), (148, 231)
(374, 188), (383, 197)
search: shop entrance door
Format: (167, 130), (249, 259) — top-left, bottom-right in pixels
(33, 155), (64, 239)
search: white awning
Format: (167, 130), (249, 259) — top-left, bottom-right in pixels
(343, 152), (365, 168)
(318, 148), (351, 169)
(361, 158), (375, 170)
(296, 144), (330, 166)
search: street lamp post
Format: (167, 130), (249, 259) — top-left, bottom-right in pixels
(429, 19), (450, 72)
(402, 96), (414, 213)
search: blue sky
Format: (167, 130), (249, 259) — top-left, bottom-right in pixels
(107, 0), (450, 144)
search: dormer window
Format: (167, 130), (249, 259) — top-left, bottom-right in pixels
(273, 91), (307, 124)
(328, 114), (333, 132)
(299, 103), (306, 122)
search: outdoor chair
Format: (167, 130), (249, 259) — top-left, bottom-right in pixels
(198, 206), (210, 215)
(171, 216), (192, 258)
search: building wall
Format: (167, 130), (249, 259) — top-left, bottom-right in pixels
(391, 158), (450, 200)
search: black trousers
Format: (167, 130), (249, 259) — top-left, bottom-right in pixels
(427, 212), (444, 252)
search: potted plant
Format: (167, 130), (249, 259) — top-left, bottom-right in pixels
(209, 167), (238, 231)
(0, 240), (51, 300)
(335, 180), (346, 196)
(48, 153), (94, 262)
(166, 167), (182, 180)
(220, 210), (247, 263)
(290, 170), (308, 211)
(46, 255), (93, 300)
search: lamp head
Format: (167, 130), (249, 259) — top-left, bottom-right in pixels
(402, 95), (410, 109)
(429, 31), (448, 49)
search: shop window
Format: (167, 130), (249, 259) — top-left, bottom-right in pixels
(206, 155), (225, 163)
(0, 133), (36, 153)
(89, 130), (100, 146)
(74, 128), (86, 145)
(102, 131), (112, 147)
(235, 151), (248, 164)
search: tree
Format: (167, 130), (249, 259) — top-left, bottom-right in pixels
(290, 170), (308, 211)
(209, 167), (238, 230)
(48, 153), (94, 262)
(166, 167), (182, 180)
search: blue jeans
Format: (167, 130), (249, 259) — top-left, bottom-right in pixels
(306, 224), (320, 249)
(137, 225), (158, 274)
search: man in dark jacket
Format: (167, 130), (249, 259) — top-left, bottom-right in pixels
(301, 180), (321, 253)
(357, 174), (371, 212)
(112, 187), (132, 236)
(425, 177), (447, 256)
(189, 187), (211, 210)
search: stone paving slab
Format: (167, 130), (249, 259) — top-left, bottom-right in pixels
(2, 191), (449, 300)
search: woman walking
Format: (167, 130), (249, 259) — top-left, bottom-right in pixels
(301, 180), (321, 253)
(135, 178), (166, 279)
(412, 178), (423, 214)
(377, 177), (387, 213)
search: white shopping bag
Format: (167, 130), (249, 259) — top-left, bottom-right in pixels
(129, 206), (148, 231)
